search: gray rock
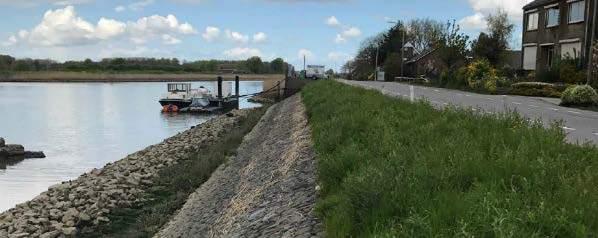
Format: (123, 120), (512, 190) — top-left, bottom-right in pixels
(23, 151), (45, 159)
(0, 137), (5, 147)
(61, 227), (77, 236)
(39, 230), (60, 238)
(1, 145), (24, 157)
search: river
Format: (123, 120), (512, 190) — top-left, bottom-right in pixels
(0, 81), (263, 212)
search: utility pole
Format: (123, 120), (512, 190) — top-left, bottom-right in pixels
(401, 29), (405, 78)
(587, 0), (597, 85)
(375, 44), (379, 81)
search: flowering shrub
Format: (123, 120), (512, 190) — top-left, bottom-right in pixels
(464, 59), (499, 93)
(561, 85), (598, 106)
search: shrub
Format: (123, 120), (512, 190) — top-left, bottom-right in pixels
(464, 59), (499, 93)
(560, 85), (598, 106)
(559, 59), (586, 84)
(510, 82), (564, 98)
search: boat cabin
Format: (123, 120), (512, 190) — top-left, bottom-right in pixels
(167, 83), (192, 93)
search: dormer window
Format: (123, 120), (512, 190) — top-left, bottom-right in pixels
(569, 0), (585, 23)
(527, 12), (539, 31)
(546, 6), (560, 27)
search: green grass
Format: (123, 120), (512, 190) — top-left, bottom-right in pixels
(79, 106), (268, 238)
(302, 80), (598, 237)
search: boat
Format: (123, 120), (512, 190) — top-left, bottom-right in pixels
(159, 82), (239, 113)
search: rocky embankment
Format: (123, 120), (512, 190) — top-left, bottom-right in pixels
(0, 138), (45, 160)
(157, 94), (322, 238)
(0, 110), (251, 238)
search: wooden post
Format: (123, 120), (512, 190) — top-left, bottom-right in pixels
(235, 75), (240, 109)
(217, 76), (223, 108)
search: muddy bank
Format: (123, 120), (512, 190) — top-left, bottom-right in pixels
(0, 72), (284, 83)
(0, 110), (252, 238)
(156, 94), (322, 238)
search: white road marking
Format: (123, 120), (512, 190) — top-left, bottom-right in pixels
(443, 103), (449, 105)
(512, 102), (522, 105)
(465, 94), (472, 97)
(457, 93), (464, 96)
(529, 105), (539, 108)
(568, 110), (582, 115)
(434, 89), (440, 92)
(549, 108), (559, 111)
(593, 132), (598, 136)
(562, 127), (577, 131)
(486, 98), (494, 101)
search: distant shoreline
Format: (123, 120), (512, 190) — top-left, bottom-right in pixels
(0, 72), (285, 83)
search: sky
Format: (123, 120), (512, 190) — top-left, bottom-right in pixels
(0, 0), (533, 70)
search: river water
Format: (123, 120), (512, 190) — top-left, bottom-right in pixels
(0, 81), (263, 212)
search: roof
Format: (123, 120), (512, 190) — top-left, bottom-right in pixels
(523, 0), (558, 10)
(406, 48), (437, 64)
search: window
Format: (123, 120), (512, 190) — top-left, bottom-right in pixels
(523, 46), (538, 70)
(527, 12), (539, 30)
(546, 7), (560, 27)
(561, 41), (582, 58)
(569, 1), (585, 23)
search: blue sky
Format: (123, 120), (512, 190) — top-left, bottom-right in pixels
(0, 0), (531, 70)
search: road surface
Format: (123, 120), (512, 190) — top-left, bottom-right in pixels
(341, 80), (598, 145)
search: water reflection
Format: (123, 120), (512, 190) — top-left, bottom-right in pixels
(0, 81), (263, 212)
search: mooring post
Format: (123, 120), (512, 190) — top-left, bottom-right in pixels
(217, 76), (223, 108)
(235, 75), (240, 109)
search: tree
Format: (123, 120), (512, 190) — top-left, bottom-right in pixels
(408, 19), (446, 53)
(245, 56), (263, 74)
(383, 53), (403, 81)
(437, 20), (469, 70)
(471, 10), (514, 66)
(270, 58), (285, 73)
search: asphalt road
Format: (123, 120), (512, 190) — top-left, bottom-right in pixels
(340, 79), (598, 145)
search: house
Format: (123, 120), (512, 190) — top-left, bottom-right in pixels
(522, 0), (597, 72)
(405, 48), (447, 78)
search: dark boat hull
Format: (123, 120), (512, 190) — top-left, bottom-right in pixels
(159, 99), (192, 109)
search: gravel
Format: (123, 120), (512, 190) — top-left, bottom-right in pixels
(156, 94), (322, 238)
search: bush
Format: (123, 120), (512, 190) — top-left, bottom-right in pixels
(559, 59), (586, 84)
(560, 85), (598, 106)
(510, 82), (564, 98)
(464, 59), (499, 93)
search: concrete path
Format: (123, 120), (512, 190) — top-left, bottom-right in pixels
(156, 94), (322, 238)
(341, 80), (598, 145)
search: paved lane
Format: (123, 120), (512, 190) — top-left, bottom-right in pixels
(340, 80), (598, 145)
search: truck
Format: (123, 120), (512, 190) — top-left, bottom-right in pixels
(305, 65), (326, 80)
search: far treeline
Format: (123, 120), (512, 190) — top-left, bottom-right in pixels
(0, 55), (288, 74)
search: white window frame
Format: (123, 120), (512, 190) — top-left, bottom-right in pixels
(568, 0), (585, 24)
(527, 12), (539, 31)
(546, 7), (560, 28)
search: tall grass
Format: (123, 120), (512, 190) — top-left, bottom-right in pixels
(80, 106), (267, 237)
(302, 80), (598, 237)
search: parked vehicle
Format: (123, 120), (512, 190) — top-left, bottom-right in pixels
(306, 65), (326, 80)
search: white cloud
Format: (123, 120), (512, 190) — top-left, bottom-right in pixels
(458, 12), (487, 31)
(162, 34), (181, 45)
(127, 14), (197, 44)
(298, 49), (314, 61)
(342, 27), (361, 38)
(114, 5), (126, 12)
(223, 47), (262, 59)
(252, 32), (267, 43)
(225, 30), (249, 44)
(202, 26), (220, 42)
(129, 0), (154, 11)
(334, 34), (346, 44)
(2, 5), (197, 47)
(2, 35), (17, 47)
(326, 16), (340, 27)
(459, 0), (528, 30)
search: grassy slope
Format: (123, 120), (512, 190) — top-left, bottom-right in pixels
(302, 80), (598, 237)
(80, 106), (268, 238)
